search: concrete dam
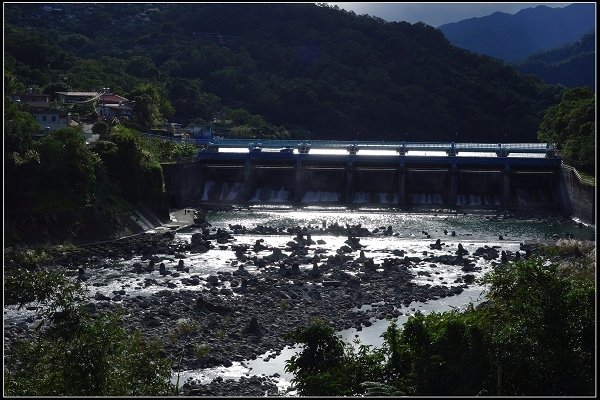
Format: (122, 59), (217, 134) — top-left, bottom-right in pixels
(162, 139), (575, 213)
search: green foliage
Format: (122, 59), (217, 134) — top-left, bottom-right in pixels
(360, 381), (405, 396)
(515, 32), (594, 88)
(4, 97), (40, 154)
(286, 257), (595, 396)
(168, 78), (221, 122)
(4, 106), (101, 212)
(92, 120), (111, 140)
(144, 138), (197, 163)
(5, 311), (174, 396)
(4, 3), (562, 142)
(479, 257), (595, 396)
(193, 343), (212, 359)
(100, 125), (166, 211)
(537, 87), (595, 175)
(284, 319), (385, 395)
(4, 269), (84, 316)
(33, 127), (101, 207)
(284, 319), (346, 395)
(174, 318), (199, 336)
(3, 97), (166, 245)
(4, 269), (175, 396)
(128, 82), (174, 132)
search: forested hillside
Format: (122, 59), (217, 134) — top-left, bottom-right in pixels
(515, 32), (595, 89)
(5, 3), (563, 142)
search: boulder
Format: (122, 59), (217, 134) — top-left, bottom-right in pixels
(195, 295), (232, 315)
(244, 316), (262, 335)
(94, 292), (111, 301)
(429, 239), (443, 250)
(456, 243), (469, 256)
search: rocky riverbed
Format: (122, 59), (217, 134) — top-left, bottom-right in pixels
(3, 208), (590, 396)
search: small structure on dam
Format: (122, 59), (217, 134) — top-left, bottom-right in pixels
(163, 139), (564, 211)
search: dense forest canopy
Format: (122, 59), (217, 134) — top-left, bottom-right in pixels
(5, 3), (564, 142)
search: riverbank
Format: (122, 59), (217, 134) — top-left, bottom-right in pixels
(3, 208), (595, 396)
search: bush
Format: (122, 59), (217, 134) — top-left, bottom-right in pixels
(5, 311), (174, 396)
(284, 318), (385, 396)
(4, 269), (175, 396)
(285, 257), (595, 396)
(537, 87), (595, 175)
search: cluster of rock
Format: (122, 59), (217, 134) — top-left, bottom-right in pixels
(6, 207), (570, 397)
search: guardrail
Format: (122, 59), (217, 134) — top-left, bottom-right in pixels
(143, 133), (557, 156)
(562, 164), (595, 186)
(202, 139), (556, 154)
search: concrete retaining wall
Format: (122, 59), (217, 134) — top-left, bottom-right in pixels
(162, 162), (204, 208)
(559, 165), (595, 226)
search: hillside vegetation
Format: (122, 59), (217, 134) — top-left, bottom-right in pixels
(537, 87), (595, 175)
(4, 3), (563, 142)
(4, 98), (174, 245)
(515, 32), (595, 89)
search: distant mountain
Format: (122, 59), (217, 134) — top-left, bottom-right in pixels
(515, 32), (595, 89)
(438, 3), (596, 63)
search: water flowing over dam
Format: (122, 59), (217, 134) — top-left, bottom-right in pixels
(162, 139), (571, 212)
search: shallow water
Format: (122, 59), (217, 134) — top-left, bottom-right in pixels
(209, 208), (594, 242)
(174, 284), (489, 393)
(166, 208), (594, 393)
(5, 207), (594, 396)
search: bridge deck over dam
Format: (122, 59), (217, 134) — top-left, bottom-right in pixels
(162, 140), (564, 210)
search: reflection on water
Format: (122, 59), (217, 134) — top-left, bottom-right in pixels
(170, 208), (593, 393)
(6, 206), (594, 395)
(208, 208), (594, 242)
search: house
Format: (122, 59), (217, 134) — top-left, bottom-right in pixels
(188, 124), (215, 139)
(98, 93), (129, 105)
(96, 103), (133, 120)
(56, 91), (99, 104)
(11, 93), (51, 108)
(95, 92), (133, 120)
(30, 108), (72, 131)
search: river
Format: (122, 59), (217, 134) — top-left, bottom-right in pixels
(167, 207), (594, 395)
(3, 206), (594, 396)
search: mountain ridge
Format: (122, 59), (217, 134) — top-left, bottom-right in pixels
(515, 32), (595, 89)
(439, 3), (596, 63)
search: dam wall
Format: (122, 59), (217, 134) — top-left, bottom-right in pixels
(162, 141), (565, 212)
(559, 165), (596, 226)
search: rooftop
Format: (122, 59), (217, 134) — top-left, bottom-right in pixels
(56, 91), (100, 97)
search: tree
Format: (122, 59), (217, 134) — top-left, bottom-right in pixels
(5, 98), (43, 210)
(129, 82), (174, 131)
(4, 269), (174, 396)
(537, 87), (595, 174)
(168, 78), (221, 122)
(33, 126), (100, 207)
(5, 98), (40, 153)
(285, 256), (595, 396)
(126, 55), (159, 79)
(100, 125), (168, 216)
(284, 319), (347, 395)
(92, 121), (111, 140)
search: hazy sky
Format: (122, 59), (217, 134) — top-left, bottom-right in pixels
(327, 2), (573, 27)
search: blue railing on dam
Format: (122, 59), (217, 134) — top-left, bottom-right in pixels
(198, 139), (555, 154)
(143, 133), (556, 157)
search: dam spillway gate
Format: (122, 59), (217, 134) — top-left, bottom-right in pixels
(162, 140), (563, 211)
